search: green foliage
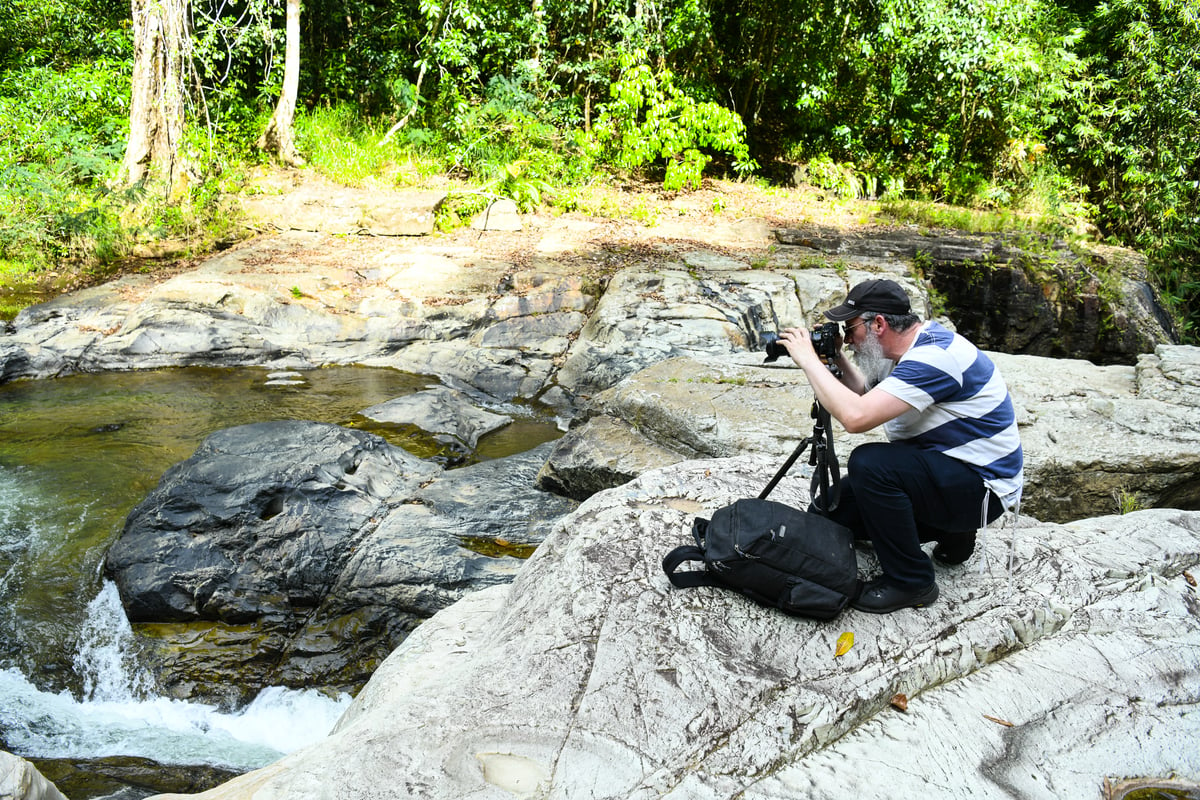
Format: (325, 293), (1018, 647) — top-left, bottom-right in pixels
(879, 198), (1078, 239)
(591, 51), (754, 190)
(1113, 487), (1147, 514)
(295, 105), (401, 186)
(0, 0), (1194, 344)
(1063, 0), (1200, 340)
(0, 55), (131, 270)
(803, 156), (875, 200)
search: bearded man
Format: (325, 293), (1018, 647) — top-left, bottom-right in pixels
(777, 278), (1024, 613)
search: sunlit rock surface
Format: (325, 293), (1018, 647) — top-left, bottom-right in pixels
(146, 456), (1200, 800)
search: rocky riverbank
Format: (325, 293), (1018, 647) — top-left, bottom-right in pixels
(2, 185), (1197, 799)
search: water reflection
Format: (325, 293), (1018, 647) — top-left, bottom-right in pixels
(0, 365), (560, 690)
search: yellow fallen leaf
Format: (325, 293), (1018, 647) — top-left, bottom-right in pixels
(834, 631), (854, 657)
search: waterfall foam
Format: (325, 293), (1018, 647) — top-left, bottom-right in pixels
(0, 582), (352, 770)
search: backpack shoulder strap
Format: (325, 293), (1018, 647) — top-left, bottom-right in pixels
(662, 545), (717, 589)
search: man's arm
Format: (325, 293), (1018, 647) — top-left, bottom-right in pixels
(779, 327), (912, 433)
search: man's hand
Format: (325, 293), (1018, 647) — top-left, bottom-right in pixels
(778, 326), (823, 369)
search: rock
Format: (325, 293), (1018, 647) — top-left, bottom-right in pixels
(536, 352), (885, 500)
(28, 754), (237, 799)
(103, 422), (575, 702)
(541, 346), (1200, 521)
(106, 421), (440, 625)
(360, 386), (512, 450)
(413, 443), (578, 548)
(239, 183), (445, 236)
(774, 227), (1177, 363)
(1, 232), (600, 403)
(554, 266), (810, 397)
(0, 224), (1172, 408)
(471, 199), (522, 231)
(141, 456), (1200, 800)
(0, 751), (68, 800)
(992, 346), (1200, 521)
(535, 415), (687, 500)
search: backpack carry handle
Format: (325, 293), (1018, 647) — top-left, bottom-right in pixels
(662, 545), (717, 589)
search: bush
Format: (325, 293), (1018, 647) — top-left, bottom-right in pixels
(591, 51), (754, 190)
(0, 58), (131, 270)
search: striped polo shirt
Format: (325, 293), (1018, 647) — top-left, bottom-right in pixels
(876, 321), (1024, 507)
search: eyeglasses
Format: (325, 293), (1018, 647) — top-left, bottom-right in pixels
(843, 320), (867, 338)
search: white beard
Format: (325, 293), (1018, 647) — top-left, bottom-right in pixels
(852, 328), (895, 387)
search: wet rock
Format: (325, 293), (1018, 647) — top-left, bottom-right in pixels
(30, 753), (237, 800)
(359, 386), (512, 450)
(104, 422), (575, 702)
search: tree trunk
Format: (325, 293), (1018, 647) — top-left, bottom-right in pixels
(258, 0), (303, 165)
(121, 0), (189, 191)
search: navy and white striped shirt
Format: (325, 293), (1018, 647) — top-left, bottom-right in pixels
(877, 321), (1024, 507)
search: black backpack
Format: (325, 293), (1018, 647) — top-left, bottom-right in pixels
(662, 498), (858, 620)
(661, 404), (858, 620)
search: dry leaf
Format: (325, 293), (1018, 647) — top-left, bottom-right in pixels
(890, 693), (908, 711)
(834, 631), (854, 657)
(983, 714), (1014, 727)
(1184, 570), (1197, 587)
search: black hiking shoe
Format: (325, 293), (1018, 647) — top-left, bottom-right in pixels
(851, 577), (939, 614)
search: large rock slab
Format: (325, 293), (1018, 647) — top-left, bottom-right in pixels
(104, 421), (576, 702)
(775, 227), (1177, 363)
(544, 345), (1200, 523)
(144, 456), (1200, 800)
(239, 183), (445, 236)
(1, 232), (597, 403)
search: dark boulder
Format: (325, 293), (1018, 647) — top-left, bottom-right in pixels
(104, 421), (576, 702)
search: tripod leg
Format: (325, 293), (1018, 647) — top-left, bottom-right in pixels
(759, 438), (813, 500)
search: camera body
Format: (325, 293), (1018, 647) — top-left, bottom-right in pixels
(809, 322), (840, 361)
(762, 322), (841, 363)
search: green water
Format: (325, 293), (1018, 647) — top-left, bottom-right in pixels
(0, 366), (561, 690)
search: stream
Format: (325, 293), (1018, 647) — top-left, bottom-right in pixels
(0, 365), (561, 794)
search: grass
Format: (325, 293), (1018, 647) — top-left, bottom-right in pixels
(877, 198), (1082, 239)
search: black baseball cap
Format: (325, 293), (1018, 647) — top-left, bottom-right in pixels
(823, 278), (912, 321)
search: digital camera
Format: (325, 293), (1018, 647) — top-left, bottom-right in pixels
(762, 322), (840, 363)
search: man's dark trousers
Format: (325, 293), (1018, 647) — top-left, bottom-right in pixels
(815, 442), (1004, 590)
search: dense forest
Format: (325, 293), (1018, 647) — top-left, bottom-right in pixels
(1, 0), (1197, 338)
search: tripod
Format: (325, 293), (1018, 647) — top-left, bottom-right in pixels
(758, 399), (842, 511)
